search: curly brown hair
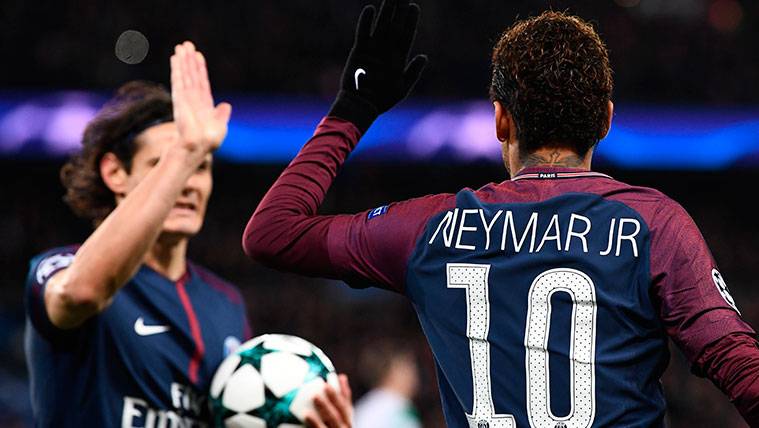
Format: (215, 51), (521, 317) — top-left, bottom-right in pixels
(490, 11), (613, 157)
(61, 81), (173, 224)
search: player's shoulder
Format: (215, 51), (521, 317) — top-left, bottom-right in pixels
(28, 244), (81, 286)
(387, 192), (456, 212)
(599, 178), (692, 225)
(474, 175), (692, 227)
(188, 262), (244, 306)
(30, 244), (80, 264)
(463, 180), (557, 206)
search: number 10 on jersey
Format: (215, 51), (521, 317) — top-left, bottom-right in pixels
(446, 264), (598, 428)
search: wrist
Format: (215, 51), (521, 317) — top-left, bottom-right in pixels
(328, 91), (379, 134)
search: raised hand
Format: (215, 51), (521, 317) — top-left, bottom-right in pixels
(329, 0), (427, 131)
(170, 41), (231, 155)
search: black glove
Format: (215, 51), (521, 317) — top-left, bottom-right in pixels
(328, 0), (428, 132)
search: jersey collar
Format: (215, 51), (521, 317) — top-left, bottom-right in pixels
(511, 166), (613, 181)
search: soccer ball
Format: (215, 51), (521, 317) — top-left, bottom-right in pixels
(209, 334), (340, 428)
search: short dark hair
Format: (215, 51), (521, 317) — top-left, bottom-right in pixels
(490, 11), (613, 157)
(61, 81), (173, 224)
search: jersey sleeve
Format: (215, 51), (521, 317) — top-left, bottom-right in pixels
(650, 200), (759, 424)
(325, 194), (454, 291)
(650, 200), (754, 361)
(25, 246), (79, 340)
(243, 116), (454, 293)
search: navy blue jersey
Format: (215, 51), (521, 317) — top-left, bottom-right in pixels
(243, 118), (757, 427)
(25, 245), (251, 427)
(406, 188), (664, 428)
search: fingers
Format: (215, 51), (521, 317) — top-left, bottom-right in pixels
(403, 54), (428, 94)
(313, 392), (344, 427)
(195, 51), (215, 109)
(306, 378), (353, 428)
(339, 374), (353, 403)
(170, 51), (182, 97)
(192, 51), (210, 89)
(373, 0), (400, 37)
(181, 42), (195, 89)
(172, 42), (207, 92)
(325, 382), (351, 424)
(397, 3), (421, 52)
(392, 0), (410, 36)
(171, 41), (218, 110)
(171, 43), (191, 94)
(213, 102), (232, 126)
(169, 40), (229, 151)
(304, 413), (328, 428)
(355, 5), (376, 43)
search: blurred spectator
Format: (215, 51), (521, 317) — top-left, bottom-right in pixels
(354, 341), (422, 428)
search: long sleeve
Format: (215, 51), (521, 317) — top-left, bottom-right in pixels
(695, 332), (759, 425)
(650, 199), (759, 424)
(242, 117), (360, 279)
(242, 116), (454, 292)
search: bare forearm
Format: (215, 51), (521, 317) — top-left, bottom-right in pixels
(47, 147), (201, 327)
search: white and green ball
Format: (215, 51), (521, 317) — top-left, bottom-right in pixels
(210, 334), (340, 428)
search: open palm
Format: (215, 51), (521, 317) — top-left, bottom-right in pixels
(170, 41), (231, 154)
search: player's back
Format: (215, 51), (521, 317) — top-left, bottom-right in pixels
(243, 119), (757, 427)
(405, 167), (727, 428)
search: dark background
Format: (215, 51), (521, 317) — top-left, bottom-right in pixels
(1, 0), (758, 427)
(2, 0), (758, 103)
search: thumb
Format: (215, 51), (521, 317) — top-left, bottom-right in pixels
(214, 102), (232, 124)
(402, 54), (428, 95)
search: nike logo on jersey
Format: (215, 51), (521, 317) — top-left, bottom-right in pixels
(354, 68), (366, 90)
(134, 317), (171, 336)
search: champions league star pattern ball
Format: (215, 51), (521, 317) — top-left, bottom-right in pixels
(210, 334), (340, 428)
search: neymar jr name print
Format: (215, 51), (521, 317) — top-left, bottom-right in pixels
(427, 208), (642, 258)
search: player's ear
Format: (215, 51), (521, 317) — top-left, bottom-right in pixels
(493, 101), (510, 144)
(600, 100), (614, 140)
(100, 152), (129, 196)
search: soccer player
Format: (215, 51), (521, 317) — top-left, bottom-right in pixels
(243, 1), (759, 426)
(25, 42), (352, 427)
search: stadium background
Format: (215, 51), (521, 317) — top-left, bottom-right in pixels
(1, 0), (758, 426)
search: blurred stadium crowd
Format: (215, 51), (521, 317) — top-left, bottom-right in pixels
(0, 0), (757, 102)
(1, 0), (759, 427)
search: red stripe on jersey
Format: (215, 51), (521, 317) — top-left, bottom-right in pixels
(176, 275), (205, 385)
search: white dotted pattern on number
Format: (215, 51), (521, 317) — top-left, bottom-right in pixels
(447, 264), (516, 428)
(525, 269), (597, 428)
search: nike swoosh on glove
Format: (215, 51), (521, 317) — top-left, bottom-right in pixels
(329, 0), (428, 132)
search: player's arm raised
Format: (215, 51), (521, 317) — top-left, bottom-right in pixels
(243, 0), (433, 287)
(45, 42), (231, 329)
